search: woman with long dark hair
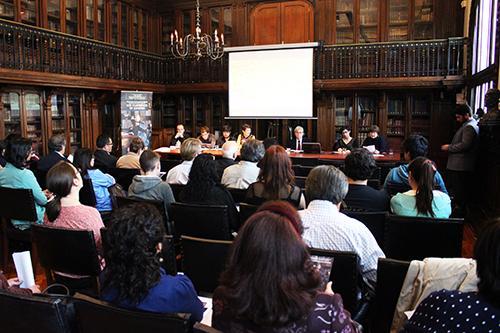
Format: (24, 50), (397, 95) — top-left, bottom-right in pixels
(244, 145), (304, 208)
(73, 148), (115, 212)
(179, 154), (239, 231)
(390, 157), (451, 218)
(101, 203), (204, 319)
(212, 201), (359, 332)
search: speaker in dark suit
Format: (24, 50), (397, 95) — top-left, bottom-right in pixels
(287, 126), (311, 150)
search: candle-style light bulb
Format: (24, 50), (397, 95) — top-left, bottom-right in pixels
(221, 33), (224, 45)
(170, 33), (174, 45)
(174, 30), (178, 42)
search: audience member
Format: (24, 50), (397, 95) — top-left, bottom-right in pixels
(128, 150), (175, 218)
(170, 123), (190, 147)
(299, 165), (384, 284)
(215, 141), (238, 180)
(244, 145), (304, 208)
(0, 271), (40, 295)
(197, 126), (216, 147)
(236, 123), (255, 148)
(0, 137), (47, 229)
(216, 124), (234, 147)
(287, 126), (310, 151)
(361, 125), (388, 153)
(166, 138), (202, 185)
(116, 137), (145, 169)
(179, 154), (239, 231)
(222, 139), (265, 189)
(384, 135), (447, 195)
(101, 203), (204, 320)
(483, 88), (500, 118)
(333, 127), (358, 152)
(391, 157), (451, 218)
(401, 218), (500, 332)
(45, 161), (104, 251)
(343, 148), (389, 211)
(0, 139), (6, 168)
(93, 134), (117, 172)
(36, 134), (68, 172)
(73, 148), (115, 212)
(212, 201), (359, 332)
(441, 103), (479, 214)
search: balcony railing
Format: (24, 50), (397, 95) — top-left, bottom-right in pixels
(0, 19), (465, 86)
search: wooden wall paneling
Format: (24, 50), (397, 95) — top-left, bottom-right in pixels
(250, 2), (281, 45)
(315, 0), (334, 44)
(316, 93), (334, 150)
(281, 0), (313, 43)
(429, 92), (453, 170)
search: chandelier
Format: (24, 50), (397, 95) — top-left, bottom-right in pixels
(170, 0), (224, 61)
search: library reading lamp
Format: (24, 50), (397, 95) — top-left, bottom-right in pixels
(170, 0), (225, 61)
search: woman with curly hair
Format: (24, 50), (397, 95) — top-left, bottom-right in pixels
(244, 145), (304, 208)
(179, 154), (239, 231)
(101, 203), (204, 320)
(212, 201), (359, 332)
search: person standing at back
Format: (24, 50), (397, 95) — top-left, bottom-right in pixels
(94, 134), (117, 173)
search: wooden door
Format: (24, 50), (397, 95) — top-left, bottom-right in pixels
(250, 2), (281, 45)
(281, 1), (313, 43)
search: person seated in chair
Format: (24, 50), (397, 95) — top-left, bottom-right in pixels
(170, 124), (190, 147)
(166, 138), (202, 185)
(93, 134), (117, 173)
(36, 134), (68, 172)
(221, 139), (265, 190)
(215, 141), (238, 180)
(384, 135), (447, 195)
(73, 148), (115, 212)
(333, 127), (358, 153)
(197, 126), (216, 147)
(0, 271), (40, 295)
(0, 137), (48, 229)
(361, 125), (388, 154)
(101, 203), (204, 320)
(128, 150), (175, 219)
(343, 148), (389, 212)
(236, 124), (255, 148)
(287, 126), (310, 151)
(179, 154), (239, 232)
(116, 137), (145, 169)
(216, 124), (234, 147)
(390, 157), (451, 218)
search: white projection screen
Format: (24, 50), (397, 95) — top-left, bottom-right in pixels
(228, 45), (314, 119)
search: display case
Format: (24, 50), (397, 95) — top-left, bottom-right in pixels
(333, 95), (354, 141)
(47, 0), (61, 31)
(0, 0), (15, 20)
(1, 91), (21, 137)
(359, 0), (378, 43)
(356, 95), (378, 144)
(414, 0), (434, 40)
(65, 0), (78, 35)
(132, 9), (139, 49)
(120, 2), (128, 47)
(209, 6), (232, 46)
(20, 0), (37, 25)
(335, 0), (355, 44)
(388, 0), (409, 41)
(410, 95), (431, 137)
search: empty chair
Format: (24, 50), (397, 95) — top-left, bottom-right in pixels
(115, 196), (173, 235)
(384, 215), (464, 261)
(32, 225), (101, 296)
(0, 290), (74, 333)
(369, 258), (410, 333)
(181, 235), (232, 294)
(171, 202), (232, 240)
(343, 211), (387, 248)
(79, 178), (97, 207)
(73, 293), (192, 333)
(238, 202), (259, 227)
(107, 167), (140, 192)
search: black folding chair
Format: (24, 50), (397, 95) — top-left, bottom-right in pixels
(107, 168), (140, 192)
(80, 178), (97, 207)
(344, 211), (387, 248)
(238, 202), (259, 227)
(115, 196), (174, 235)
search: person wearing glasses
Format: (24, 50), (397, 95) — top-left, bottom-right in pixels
(93, 134), (117, 173)
(287, 126), (310, 151)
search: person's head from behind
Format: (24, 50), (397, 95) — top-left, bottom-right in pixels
(46, 161), (83, 222)
(73, 148), (94, 175)
(258, 145), (294, 199)
(129, 137), (145, 154)
(139, 150), (160, 176)
(222, 124), (232, 139)
(96, 134), (113, 153)
(222, 141), (238, 160)
(180, 138), (202, 161)
(408, 156), (437, 217)
(218, 205), (320, 327)
(368, 125), (380, 139)
(305, 165), (348, 207)
(294, 126), (304, 140)
(484, 88), (500, 111)
(240, 139), (265, 163)
(200, 126), (210, 141)
(241, 124), (252, 137)
(5, 137), (32, 169)
(474, 219), (500, 308)
(344, 148), (376, 182)
(341, 127), (352, 140)
(103, 203), (165, 305)
(48, 134), (66, 153)
(402, 135), (429, 161)
(176, 124), (185, 135)
(187, 154), (219, 193)
(256, 200), (303, 235)
(454, 103), (472, 124)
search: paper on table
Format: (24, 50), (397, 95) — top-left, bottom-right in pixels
(363, 145), (376, 153)
(12, 251), (35, 288)
(154, 147), (171, 153)
(199, 296), (213, 327)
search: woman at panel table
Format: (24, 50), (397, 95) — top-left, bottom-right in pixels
(333, 127), (359, 153)
(197, 126), (216, 148)
(236, 123), (255, 148)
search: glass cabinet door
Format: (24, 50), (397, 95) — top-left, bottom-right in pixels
(121, 3), (128, 47)
(141, 11), (147, 50)
(356, 95), (377, 144)
(410, 95), (430, 137)
(132, 9), (139, 49)
(24, 92), (43, 150)
(50, 94), (65, 135)
(96, 0), (104, 41)
(85, 0), (94, 38)
(388, 0), (409, 41)
(334, 95), (354, 141)
(65, 0), (78, 35)
(223, 7), (232, 46)
(0, 0), (16, 20)
(414, 0), (434, 39)
(110, 0), (119, 45)
(2, 92), (21, 136)
(20, 0), (37, 25)
(359, 0), (378, 43)
(47, 0), (61, 31)
(335, 0), (354, 44)
(68, 94), (82, 150)
(387, 96), (406, 136)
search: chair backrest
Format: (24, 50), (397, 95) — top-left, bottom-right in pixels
(181, 235), (232, 294)
(169, 184), (186, 201)
(171, 202), (231, 240)
(292, 165), (314, 177)
(115, 196), (173, 235)
(227, 188), (247, 203)
(0, 187), (37, 221)
(32, 224), (101, 277)
(160, 159), (182, 174)
(33, 168), (48, 190)
(294, 176), (306, 189)
(238, 202), (259, 227)
(343, 211), (387, 248)
(384, 215), (464, 261)
(107, 168), (140, 192)
(370, 258), (410, 333)
(79, 178), (97, 207)
(0, 290), (74, 333)
(73, 293), (192, 333)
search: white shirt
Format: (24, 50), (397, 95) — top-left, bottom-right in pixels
(166, 160), (193, 185)
(221, 161), (260, 190)
(299, 200), (385, 284)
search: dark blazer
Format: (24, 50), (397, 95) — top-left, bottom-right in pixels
(169, 134), (190, 147)
(215, 158), (237, 180)
(216, 136), (234, 147)
(287, 137), (311, 150)
(362, 136), (388, 153)
(93, 149), (117, 173)
(333, 138), (359, 151)
(446, 119), (479, 171)
(37, 151), (67, 172)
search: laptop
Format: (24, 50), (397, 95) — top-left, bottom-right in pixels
(302, 142), (322, 154)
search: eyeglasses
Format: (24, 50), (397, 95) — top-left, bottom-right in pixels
(106, 142), (113, 146)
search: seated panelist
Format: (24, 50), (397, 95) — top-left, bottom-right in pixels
(287, 126), (310, 151)
(197, 126), (216, 147)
